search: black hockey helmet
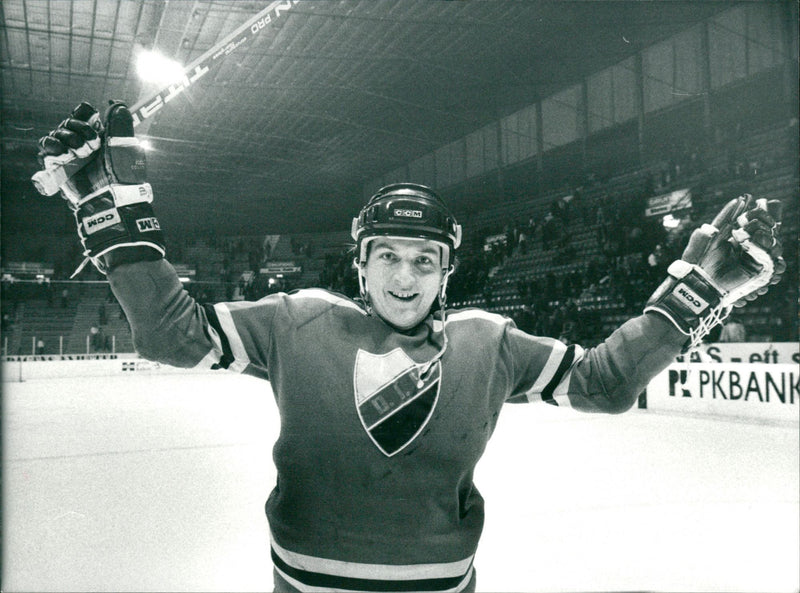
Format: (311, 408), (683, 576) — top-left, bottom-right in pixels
(351, 183), (462, 269)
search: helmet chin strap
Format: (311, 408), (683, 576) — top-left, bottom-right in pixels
(415, 279), (450, 388)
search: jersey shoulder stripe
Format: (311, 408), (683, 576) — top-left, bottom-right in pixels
(288, 288), (367, 314)
(445, 309), (509, 325)
(198, 290), (364, 375)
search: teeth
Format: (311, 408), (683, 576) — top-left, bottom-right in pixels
(391, 291), (416, 298)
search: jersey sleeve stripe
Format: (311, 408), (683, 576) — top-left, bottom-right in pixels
(212, 303), (251, 373)
(550, 344), (585, 407)
(204, 303), (251, 373)
(540, 344), (576, 406)
(523, 340), (567, 402)
(202, 304), (234, 369)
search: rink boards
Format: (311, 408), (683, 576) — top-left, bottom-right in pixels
(646, 342), (798, 423)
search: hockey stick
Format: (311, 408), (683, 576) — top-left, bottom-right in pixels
(32, 0), (300, 195)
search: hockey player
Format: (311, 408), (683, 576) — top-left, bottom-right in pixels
(34, 103), (784, 593)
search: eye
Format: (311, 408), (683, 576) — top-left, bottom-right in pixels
(378, 251), (398, 263)
(415, 255), (435, 269)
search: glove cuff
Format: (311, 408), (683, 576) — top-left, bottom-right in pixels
(644, 260), (730, 351)
(73, 183), (165, 275)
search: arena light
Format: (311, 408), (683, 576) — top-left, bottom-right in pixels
(136, 49), (184, 85)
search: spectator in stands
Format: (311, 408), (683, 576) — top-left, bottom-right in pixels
(517, 228), (528, 255)
(36, 338), (45, 355)
(541, 213), (558, 250)
(550, 195), (569, 224)
(481, 280), (494, 308)
(60, 287), (69, 308)
(647, 244), (665, 282)
(571, 187), (589, 225)
(514, 305), (536, 334)
(526, 215), (536, 241)
(505, 221), (517, 258)
(89, 326), (100, 352)
(515, 278), (528, 301)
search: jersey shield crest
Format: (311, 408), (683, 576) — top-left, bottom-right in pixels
(354, 348), (441, 457)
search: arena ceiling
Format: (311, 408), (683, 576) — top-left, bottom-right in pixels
(1, 0), (738, 237)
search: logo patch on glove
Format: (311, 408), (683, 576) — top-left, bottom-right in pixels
(674, 282), (708, 313)
(84, 209), (122, 234)
(136, 217), (161, 232)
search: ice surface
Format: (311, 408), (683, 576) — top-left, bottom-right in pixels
(3, 372), (798, 592)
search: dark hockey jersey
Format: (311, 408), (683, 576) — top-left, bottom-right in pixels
(109, 259), (685, 592)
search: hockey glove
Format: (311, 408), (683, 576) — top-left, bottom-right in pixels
(34, 101), (165, 275)
(645, 194), (785, 351)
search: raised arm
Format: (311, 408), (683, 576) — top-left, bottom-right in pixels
(108, 259), (217, 368)
(34, 102), (221, 368)
(510, 195), (785, 414)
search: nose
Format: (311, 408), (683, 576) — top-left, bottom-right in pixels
(392, 259), (416, 287)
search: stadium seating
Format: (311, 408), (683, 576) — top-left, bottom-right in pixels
(3, 118), (797, 353)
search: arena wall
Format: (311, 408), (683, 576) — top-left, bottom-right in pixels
(646, 342), (798, 423)
(646, 362), (798, 424)
(1, 353), (213, 381)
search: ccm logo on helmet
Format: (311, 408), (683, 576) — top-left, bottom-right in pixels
(393, 208), (423, 218)
(83, 209), (121, 234)
(674, 283), (708, 313)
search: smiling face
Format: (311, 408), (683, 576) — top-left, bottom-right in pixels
(362, 237), (446, 330)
